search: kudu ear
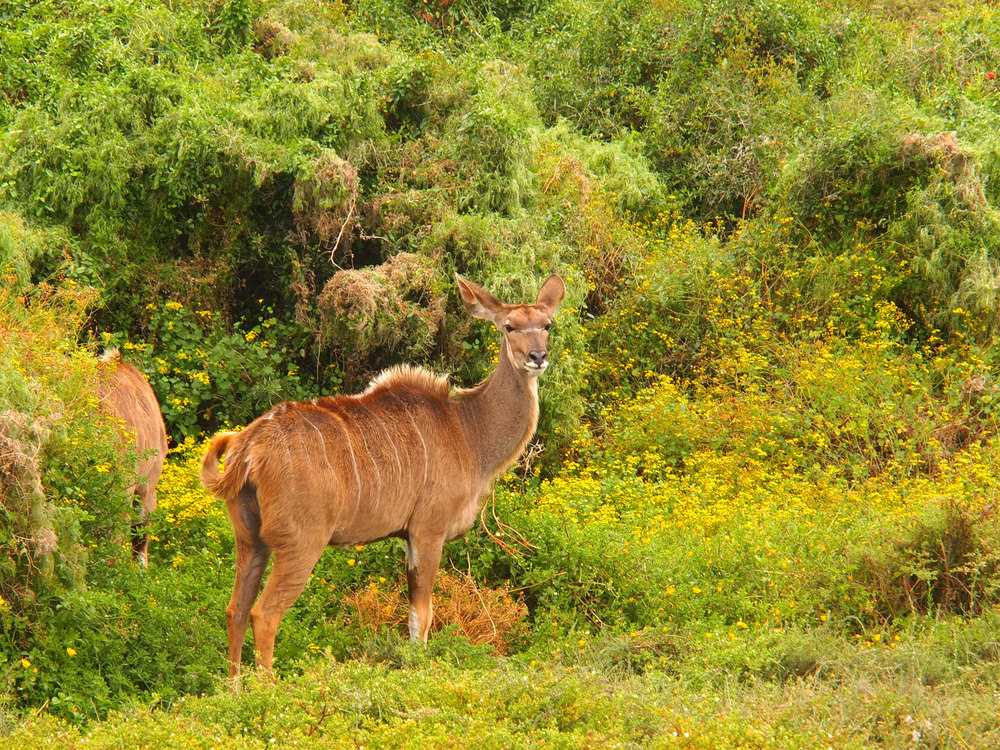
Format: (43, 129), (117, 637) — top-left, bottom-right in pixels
(456, 274), (505, 321)
(535, 274), (565, 315)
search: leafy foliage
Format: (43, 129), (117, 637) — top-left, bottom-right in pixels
(121, 300), (314, 440)
(3, 0), (1000, 746)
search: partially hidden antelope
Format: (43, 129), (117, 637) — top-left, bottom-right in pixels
(98, 348), (168, 566)
(201, 273), (565, 677)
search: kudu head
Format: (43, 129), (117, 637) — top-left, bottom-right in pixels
(456, 274), (566, 376)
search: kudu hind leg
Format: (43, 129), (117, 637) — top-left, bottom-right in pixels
(406, 536), (444, 642)
(130, 485), (155, 566)
(250, 539), (327, 671)
(130, 522), (150, 567)
(226, 537), (271, 678)
(225, 486), (270, 678)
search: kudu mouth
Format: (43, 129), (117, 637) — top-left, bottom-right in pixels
(524, 358), (550, 375)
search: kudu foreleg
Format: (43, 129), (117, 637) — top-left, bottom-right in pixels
(406, 536), (444, 642)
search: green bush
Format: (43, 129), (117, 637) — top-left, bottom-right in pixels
(0, 282), (191, 722)
(518, 0), (670, 137)
(0, 214), (77, 290)
(435, 59), (541, 215)
(0, 0), (388, 341)
(317, 252), (448, 381)
(123, 299), (314, 441)
(888, 133), (1000, 341)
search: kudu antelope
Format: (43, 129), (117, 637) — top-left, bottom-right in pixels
(201, 273), (565, 677)
(98, 349), (168, 566)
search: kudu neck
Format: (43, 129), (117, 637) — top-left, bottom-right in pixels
(457, 337), (539, 483)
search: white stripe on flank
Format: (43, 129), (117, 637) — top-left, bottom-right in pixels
(277, 418), (296, 491)
(300, 413), (336, 476)
(405, 407), (429, 488)
(353, 423), (381, 510)
(375, 417), (403, 484)
(336, 420), (363, 518)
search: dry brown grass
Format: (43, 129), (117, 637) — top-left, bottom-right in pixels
(316, 252), (446, 379)
(342, 572), (528, 654)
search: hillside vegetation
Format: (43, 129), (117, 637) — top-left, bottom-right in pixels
(3, 0), (1000, 746)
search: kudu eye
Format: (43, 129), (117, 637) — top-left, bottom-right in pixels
(504, 324), (515, 333)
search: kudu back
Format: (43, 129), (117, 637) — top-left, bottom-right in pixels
(201, 273), (565, 677)
(98, 349), (168, 566)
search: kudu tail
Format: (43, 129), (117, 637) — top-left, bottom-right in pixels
(200, 431), (240, 498)
(201, 431), (262, 546)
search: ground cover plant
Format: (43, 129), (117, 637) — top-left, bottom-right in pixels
(3, 0), (1000, 746)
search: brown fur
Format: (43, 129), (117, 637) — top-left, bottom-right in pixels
(201, 274), (565, 678)
(98, 349), (168, 566)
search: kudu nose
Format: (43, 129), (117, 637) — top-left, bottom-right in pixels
(529, 350), (548, 366)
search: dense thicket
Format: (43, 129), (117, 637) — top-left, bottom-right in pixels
(4, 1), (999, 416)
(3, 0), (1000, 741)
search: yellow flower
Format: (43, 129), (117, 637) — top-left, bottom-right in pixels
(347, 558), (356, 567)
(21, 658), (31, 668)
(66, 647), (77, 657)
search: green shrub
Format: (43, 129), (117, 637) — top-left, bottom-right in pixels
(888, 132), (1000, 341)
(436, 59), (541, 215)
(861, 487), (1000, 619)
(0, 215), (77, 290)
(121, 299), (314, 441)
(518, 0), (671, 137)
(0, 282), (176, 722)
(317, 252), (448, 382)
(0, 0), (388, 341)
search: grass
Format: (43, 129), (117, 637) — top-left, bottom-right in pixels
(6, 622), (1000, 748)
(6, 434), (1000, 747)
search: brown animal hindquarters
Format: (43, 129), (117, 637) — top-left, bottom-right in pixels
(201, 273), (565, 678)
(98, 350), (168, 566)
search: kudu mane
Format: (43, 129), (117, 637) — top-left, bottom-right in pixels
(201, 273), (564, 678)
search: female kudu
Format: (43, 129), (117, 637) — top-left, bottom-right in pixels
(201, 273), (565, 677)
(98, 349), (168, 566)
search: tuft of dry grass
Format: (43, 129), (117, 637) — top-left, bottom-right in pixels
(342, 572), (528, 654)
(317, 252), (446, 380)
